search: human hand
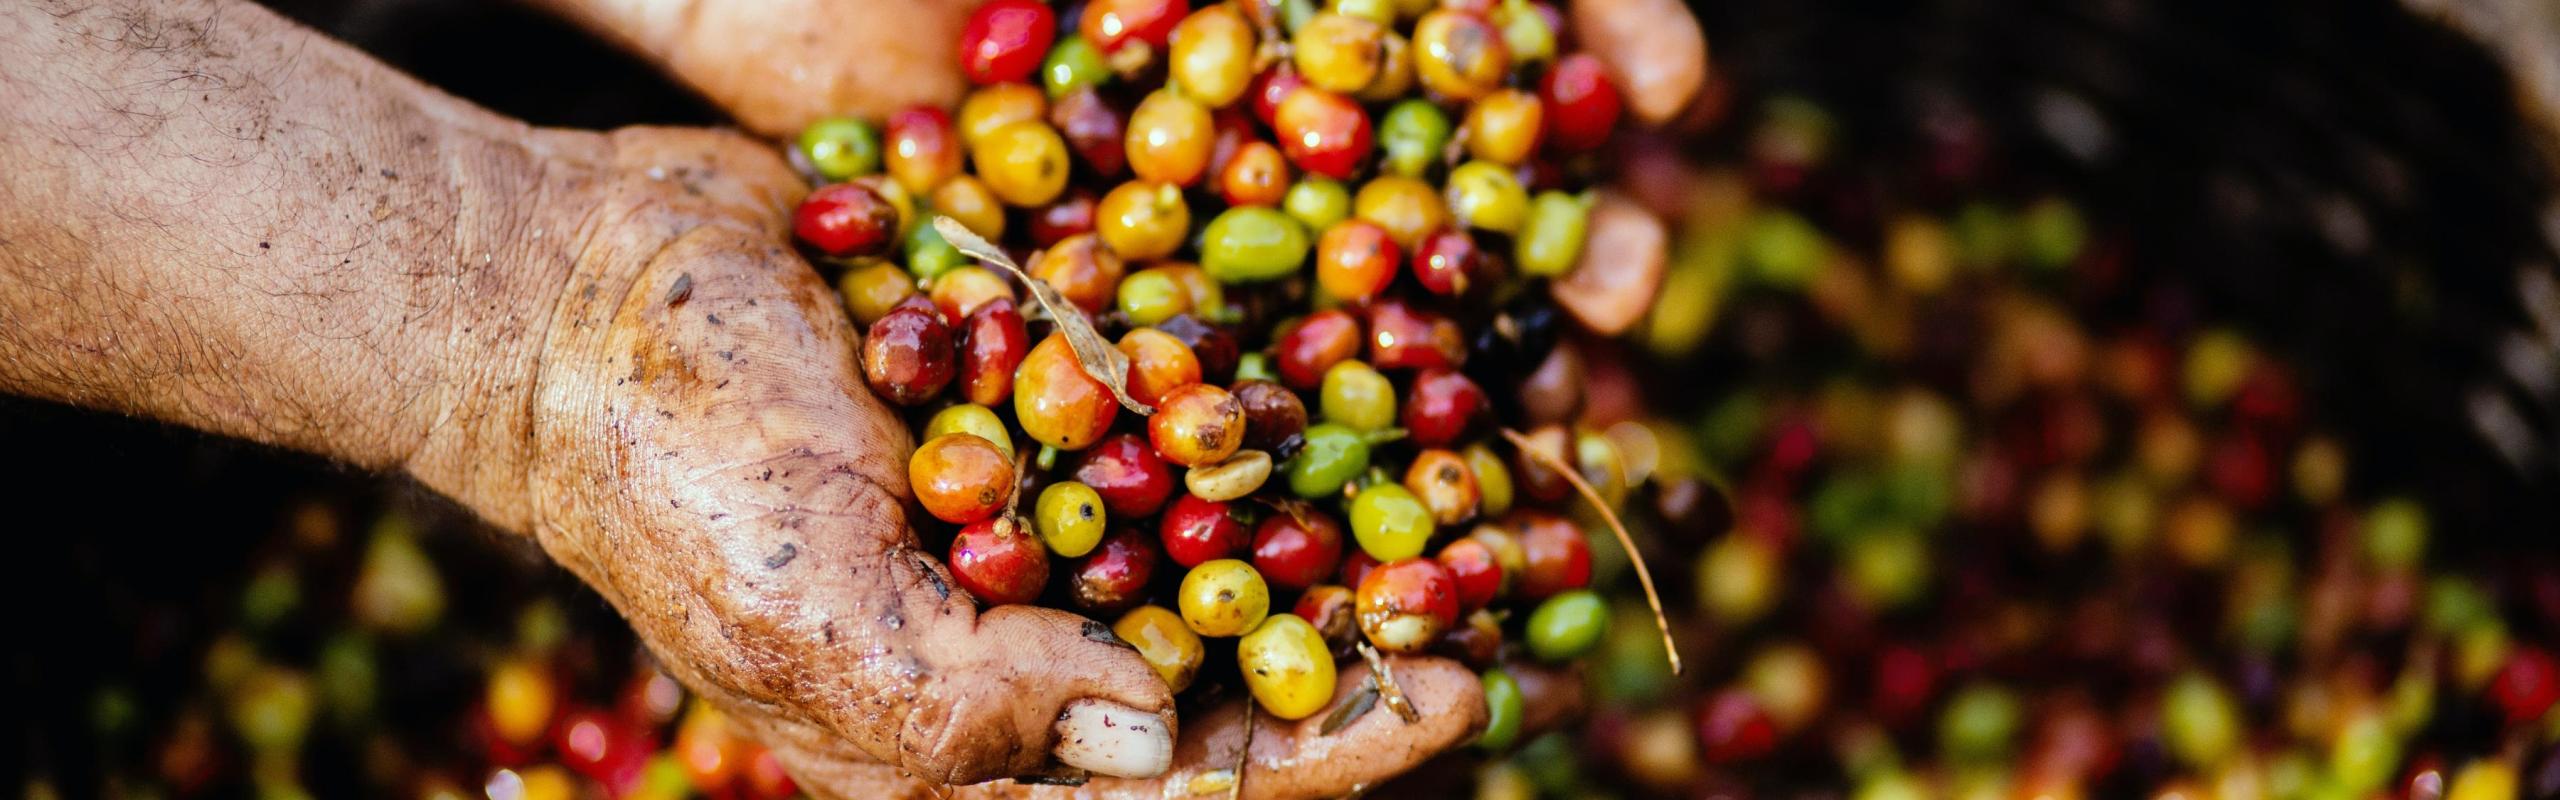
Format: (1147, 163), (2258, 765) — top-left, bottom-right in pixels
(458, 126), (1580, 797)
(533, 0), (1708, 139)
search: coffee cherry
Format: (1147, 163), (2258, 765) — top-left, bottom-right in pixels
(1477, 670), (1526, 751)
(1218, 141), (1294, 208)
(1356, 557), (1459, 653)
(1238, 614), (1335, 719)
(1179, 558), (1271, 637)
(1233, 380), (1310, 457)
(1253, 510), (1346, 590)
(1096, 181), (1191, 261)
(1249, 63), (1306, 125)
(1464, 444), (1514, 517)
(1315, 220), (1402, 302)
(1413, 9), (1509, 101)
(924, 404), (1015, 459)
(1117, 268), (1193, 327)
(1082, 0), (1188, 56)
(1035, 481), (1108, 558)
(886, 106), (964, 193)
(1293, 584), (1360, 651)
(1151, 384), (1247, 467)
(1068, 528), (1161, 613)
(1127, 89), (1215, 186)
(1029, 189), (1099, 246)
(932, 176), (1008, 241)
(1408, 228), (1483, 296)
(1289, 423), (1372, 498)
(1042, 37), (1113, 99)
(1275, 310), (1364, 389)
(911, 433), (1015, 525)
(1539, 53), (1620, 152)
(1514, 190), (1591, 277)
(1353, 175), (1448, 249)
(1028, 233), (1127, 313)
(1436, 535), (1503, 611)
(1464, 89), (1543, 165)
(959, 83), (1050, 148)
(1049, 86), (1128, 178)
(1378, 99), (1453, 178)
(1285, 176), (1354, 230)
(1170, 5), (1256, 108)
(1504, 509), (1589, 600)
(958, 298), (1029, 407)
(795, 183), (901, 257)
(949, 517), (1048, 606)
(1405, 449), (1481, 526)
(1695, 690), (1778, 763)
(1074, 433), (1177, 518)
(800, 118), (882, 182)
(1201, 206), (1313, 284)
(1368, 300), (1468, 371)
(1524, 588), (1606, 661)
(927, 266), (1014, 326)
(1402, 369), (1485, 447)
(1445, 161), (1530, 234)
(1274, 88), (1373, 180)
(862, 302), (956, 406)
(1013, 335), (1118, 450)
(972, 120), (1072, 207)
(838, 262), (917, 326)
(1160, 494), (1250, 567)
(1293, 13), (1387, 93)
(1117, 327), (1202, 408)
(1319, 360), (1396, 433)
(1349, 483), (1434, 562)
(960, 0), (1056, 85)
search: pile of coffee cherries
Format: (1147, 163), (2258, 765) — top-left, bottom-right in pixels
(60, 505), (803, 800)
(787, 0), (1675, 727)
(1457, 94), (2560, 799)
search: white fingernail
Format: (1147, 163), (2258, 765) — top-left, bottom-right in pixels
(1053, 700), (1173, 778)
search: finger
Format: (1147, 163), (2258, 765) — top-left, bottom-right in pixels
(531, 0), (976, 137)
(1549, 192), (1669, 335)
(1569, 0), (1710, 125)
(774, 656), (1489, 800)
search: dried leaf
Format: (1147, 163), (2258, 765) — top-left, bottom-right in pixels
(1318, 677), (1381, 735)
(936, 216), (1153, 415)
(1501, 428), (1684, 676)
(1356, 643), (1421, 724)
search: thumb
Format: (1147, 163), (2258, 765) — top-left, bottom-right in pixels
(533, 0), (977, 137)
(916, 602), (1182, 780)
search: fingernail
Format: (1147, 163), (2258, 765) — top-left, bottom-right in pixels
(1052, 699), (1173, 778)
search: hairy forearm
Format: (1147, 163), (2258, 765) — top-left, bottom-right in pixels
(0, 0), (604, 527)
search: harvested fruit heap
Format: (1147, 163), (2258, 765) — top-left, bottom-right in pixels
(788, 0), (1690, 728)
(1463, 94), (2560, 799)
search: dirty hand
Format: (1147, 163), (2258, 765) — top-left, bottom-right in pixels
(504, 126), (1595, 798)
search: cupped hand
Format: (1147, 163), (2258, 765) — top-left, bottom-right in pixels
(492, 126), (1576, 797)
(535, 0), (1707, 139)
